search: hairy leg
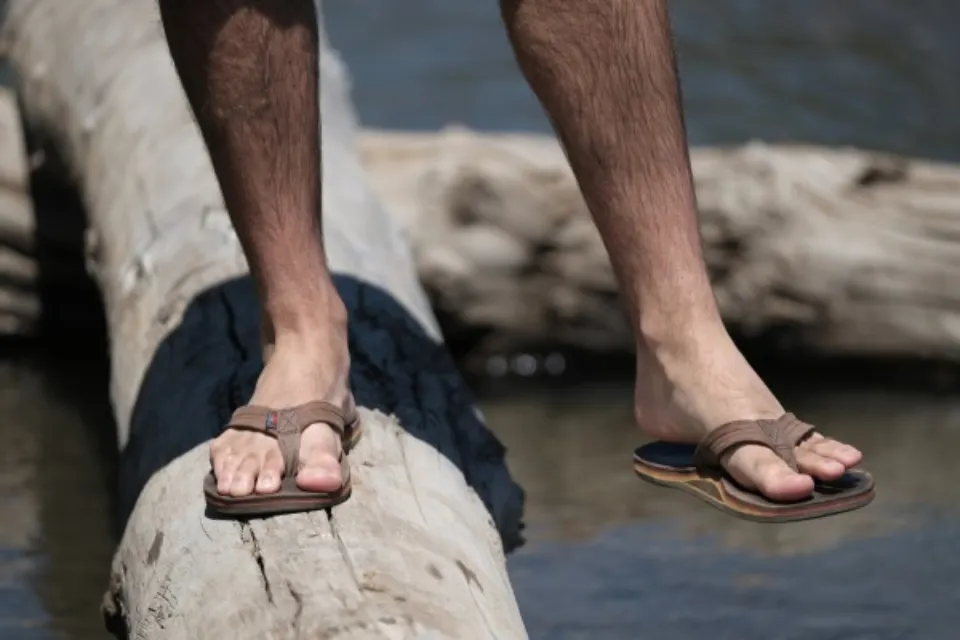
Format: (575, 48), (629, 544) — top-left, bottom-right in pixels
(500, 0), (861, 500)
(159, 0), (351, 496)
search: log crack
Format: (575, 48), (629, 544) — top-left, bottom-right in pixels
(327, 510), (363, 596)
(240, 522), (274, 605)
(286, 581), (304, 639)
(398, 429), (429, 525)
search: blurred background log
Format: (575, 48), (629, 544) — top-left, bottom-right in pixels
(360, 127), (960, 365)
(6, 87), (960, 370)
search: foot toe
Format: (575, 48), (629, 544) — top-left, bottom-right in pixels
(796, 447), (846, 481)
(216, 453), (241, 494)
(727, 445), (815, 502)
(228, 455), (261, 497)
(754, 457), (815, 501)
(296, 422), (345, 493)
(296, 452), (343, 493)
(210, 442), (231, 478)
(254, 449), (284, 494)
(806, 436), (862, 467)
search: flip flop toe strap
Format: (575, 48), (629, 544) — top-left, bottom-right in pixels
(226, 401), (348, 476)
(693, 413), (818, 473)
(693, 420), (776, 469)
(762, 413), (817, 465)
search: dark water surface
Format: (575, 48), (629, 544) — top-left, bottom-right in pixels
(0, 353), (115, 640)
(326, 0), (960, 160)
(491, 377), (960, 640)
(5, 0), (960, 638)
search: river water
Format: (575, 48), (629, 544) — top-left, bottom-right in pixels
(4, 1), (960, 638)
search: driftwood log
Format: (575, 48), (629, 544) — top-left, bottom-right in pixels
(359, 128), (960, 364)
(5, 93), (960, 368)
(2, 1), (527, 638)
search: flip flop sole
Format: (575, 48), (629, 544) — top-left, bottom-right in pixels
(204, 478), (353, 516)
(634, 442), (875, 523)
(203, 420), (363, 517)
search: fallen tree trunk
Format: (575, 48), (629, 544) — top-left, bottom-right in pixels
(2, 2), (526, 638)
(6, 88), (960, 367)
(359, 128), (960, 363)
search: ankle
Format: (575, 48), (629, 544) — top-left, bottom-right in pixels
(262, 330), (352, 398)
(252, 333), (352, 408)
(635, 306), (727, 358)
(272, 325), (348, 352)
(272, 313), (349, 358)
(261, 304), (349, 365)
(262, 285), (348, 340)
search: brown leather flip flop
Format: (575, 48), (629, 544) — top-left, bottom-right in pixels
(633, 413), (875, 523)
(203, 401), (362, 517)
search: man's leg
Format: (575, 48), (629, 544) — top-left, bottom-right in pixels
(159, 0), (349, 496)
(500, 0), (861, 499)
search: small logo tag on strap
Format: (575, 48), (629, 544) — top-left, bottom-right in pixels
(265, 411), (279, 431)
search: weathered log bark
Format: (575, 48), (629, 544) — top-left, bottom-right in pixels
(359, 127), (960, 363)
(2, 2), (526, 638)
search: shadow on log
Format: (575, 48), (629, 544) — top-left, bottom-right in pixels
(120, 274), (521, 536)
(2, 0), (526, 637)
(110, 273), (525, 638)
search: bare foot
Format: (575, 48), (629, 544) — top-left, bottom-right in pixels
(634, 326), (863, 502)
(209, 328), (352, 497)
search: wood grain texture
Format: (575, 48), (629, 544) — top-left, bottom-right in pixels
(1, 2), (526, 638)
